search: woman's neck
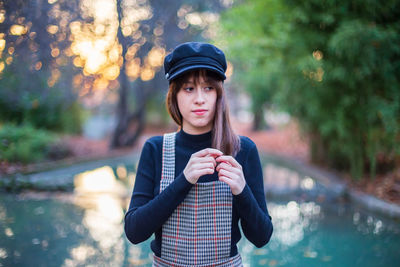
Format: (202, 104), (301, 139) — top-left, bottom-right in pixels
(178, 128), (212, 144)
(181, 124), (212, 135)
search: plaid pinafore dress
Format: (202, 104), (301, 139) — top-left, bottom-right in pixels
(153, 132), (243, 267)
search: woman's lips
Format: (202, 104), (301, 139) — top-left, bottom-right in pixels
(193, 109), (207, 115)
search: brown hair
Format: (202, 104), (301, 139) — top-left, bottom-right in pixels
(166, 69), (240, 156)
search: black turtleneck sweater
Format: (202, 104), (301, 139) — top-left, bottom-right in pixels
(124, 129), (273, 257)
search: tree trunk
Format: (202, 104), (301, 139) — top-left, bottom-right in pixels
(253, 106), (267, 131)
(310, 130), (328, 165)
(110, 0), (146, 148)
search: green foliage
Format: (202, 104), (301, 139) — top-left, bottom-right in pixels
(0, 62), (85, 134)
(0, 124), (58, 163)
(219, 0), (400, 179)
(58, 102), (88, 134)
(217, 0), (289, 117)
(146, 91), (171, 126)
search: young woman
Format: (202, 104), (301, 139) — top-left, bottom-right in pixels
(125, 42), (273, 266)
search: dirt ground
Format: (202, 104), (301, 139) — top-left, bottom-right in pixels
(233, 121), (400, 206)
(1, 120), (399, 206)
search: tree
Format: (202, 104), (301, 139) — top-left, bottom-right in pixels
(217, 0), (290, 130)
(219, 0), (400, 179)
(0, 0), (83, 132)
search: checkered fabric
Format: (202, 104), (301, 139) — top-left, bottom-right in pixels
(154, 132), (243, 267)
(153, 252), (243, 267)
(160, 132), (176, 192)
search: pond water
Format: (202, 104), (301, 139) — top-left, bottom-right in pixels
(1, 155), (400, 267)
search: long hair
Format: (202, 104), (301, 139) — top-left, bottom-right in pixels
(166, 69), (240, 156)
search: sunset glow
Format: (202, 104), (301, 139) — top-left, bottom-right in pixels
(0, 39), (5, 51)
(10, 25), (27, 35)
(2, 0), (166, 103)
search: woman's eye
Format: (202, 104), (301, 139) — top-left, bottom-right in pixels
(184, 87), (193, 92)
(205, 86), (214, 91)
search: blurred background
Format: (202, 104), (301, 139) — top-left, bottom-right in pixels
(0, 0), (400, 266)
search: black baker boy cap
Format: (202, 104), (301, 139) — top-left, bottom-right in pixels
(164, 42), (227, 81)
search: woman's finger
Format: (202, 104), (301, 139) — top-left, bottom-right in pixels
(215, 155), (241, 169)
(218, 175), (242, 194)
(219, 174), (244, 195)
(193, 162), (216, 170)
(218, 169), (239, 180)
(216, 162), (238, 173)
(218, 175), (233, 186)
(216, 163), (243, 178)
(193, 148), (223, 158)
(188, 157), (216, 170)
(216, 159), (246, 195)
(193, 156), (217, 164)
(194, 168), (215, 177)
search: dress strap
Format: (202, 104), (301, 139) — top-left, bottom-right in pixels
(160, 132), (176, 192)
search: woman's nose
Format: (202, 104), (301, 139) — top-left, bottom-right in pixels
(194, 88), (205, 104)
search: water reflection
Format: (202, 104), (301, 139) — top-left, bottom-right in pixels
(117, 165), (128, 180)
(352, 212), (388, 236)
(269, 201), (321, 247)
(4, 228), (13, 237)
(301, 177), (315, 190)
(127, 243), (152, 266)
(263, 162), (333, 204)
(61, 166), (128, 266)
(264, 163), (302, 193)
(1, 159), (400, 266)
(65, 245), (96, 266)
(0, 248), (7, 260)
(74, 166), (126, 195)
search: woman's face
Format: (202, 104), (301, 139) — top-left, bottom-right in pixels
(176, 74), (218, 135)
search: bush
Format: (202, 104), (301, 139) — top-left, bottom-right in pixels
(0, 62), (85, 134)
(0, 124), (58, 163)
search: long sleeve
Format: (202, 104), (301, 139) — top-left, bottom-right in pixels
(124, 140), (193, 244)
(233, 141), (273, 247)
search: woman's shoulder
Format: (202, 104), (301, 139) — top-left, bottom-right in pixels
(238, 135), (257, 150)
(145, 135), (163, 143)
(143, 135), (163, 148)
(235, 135), (260, 164)
(143, 130), (188, 150)
(139, 135), (164, 159)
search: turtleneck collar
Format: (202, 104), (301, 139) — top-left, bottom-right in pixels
(176, 129), (212, 144)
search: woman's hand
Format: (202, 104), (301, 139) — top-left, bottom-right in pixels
(216, 155), (246, 195)
(184, 148), (223, 184)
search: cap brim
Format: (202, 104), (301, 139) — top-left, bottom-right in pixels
(167, 64), (226, 81)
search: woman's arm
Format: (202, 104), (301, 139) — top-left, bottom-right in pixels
(234, 143), (273, 247)
(216, 140), (273, 247)
(124, 140), (193, 244)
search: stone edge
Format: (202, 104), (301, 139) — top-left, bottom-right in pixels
(262, 153), (400, 219)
